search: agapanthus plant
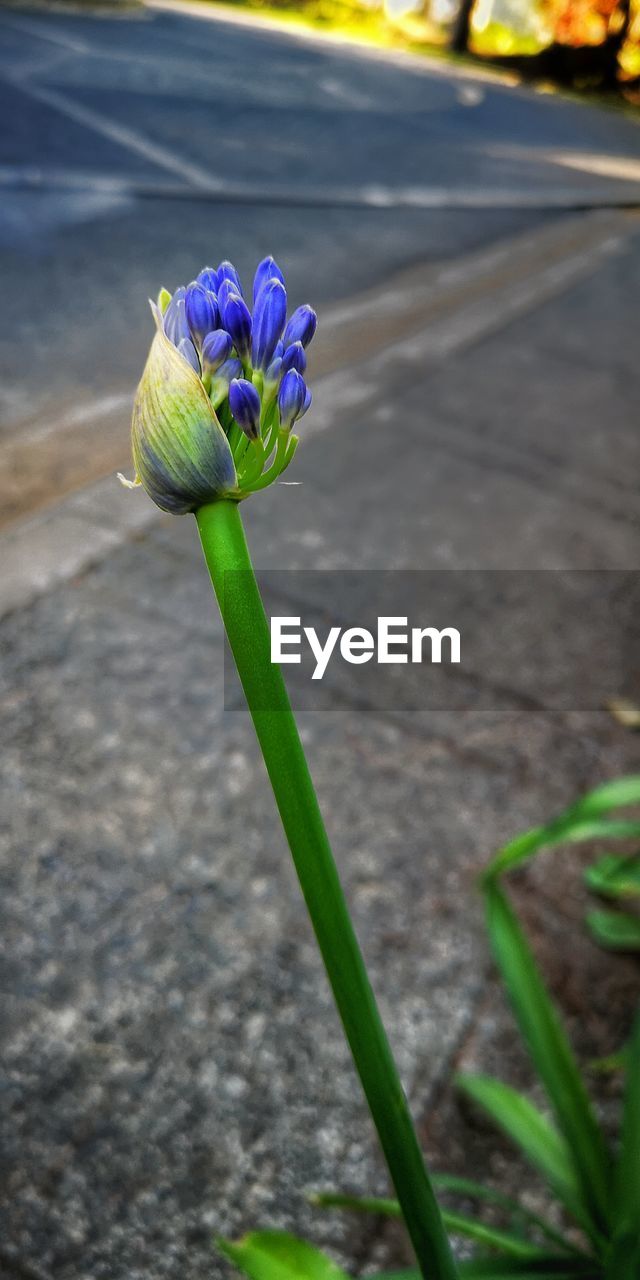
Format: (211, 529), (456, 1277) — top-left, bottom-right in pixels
(120, 257), (314, 511)
(123, 257), (457, 1280)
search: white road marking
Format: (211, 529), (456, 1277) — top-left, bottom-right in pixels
(7, 77), (224, 192)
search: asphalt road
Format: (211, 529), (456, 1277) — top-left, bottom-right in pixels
(1, 0), (640, 440)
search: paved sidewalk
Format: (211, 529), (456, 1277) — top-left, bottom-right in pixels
(1, 225), (640, 1280)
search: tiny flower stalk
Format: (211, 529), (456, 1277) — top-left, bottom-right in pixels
(123, 257), (458, 1280)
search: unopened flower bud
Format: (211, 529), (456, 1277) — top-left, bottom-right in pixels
(185, 282), (219, 346)
(163, 293), (190, 346)
(201, 328), (232, 375)
(197, 266), (218, 292)
(283, 305), (317, 349)
(278, 368), (307, 431)
(223, 293), (252, 360)
(264, 355), (283, 389)
(209, 357), (243, 408)
(216, 260), (243, 294)
(281, 341), (306, 375)
(229, 377), (261, 439)
(251, 278), (286, 372)
(131, 303), (236, 514)
(253, 255), (285, 303)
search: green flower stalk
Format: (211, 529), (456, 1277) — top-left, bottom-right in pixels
(123, 257), (458, 1280)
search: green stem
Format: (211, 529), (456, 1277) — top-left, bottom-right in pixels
(196, 499), (458, 1280)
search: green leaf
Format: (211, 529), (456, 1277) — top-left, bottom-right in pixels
(310, 1191), (401, 1217)
(484, 776), (640, 883)
(217, 1232), (350, 1280)
(603, 1231), (640, 1280)
(574, 777), (640, 813)
(313, 1179), (578, 1257)
(313, 1192), (542, 1259)
(455, 1075), (582, 1221)
(486, 820), (640, 883)
(612, 1008), (640, 1236)
(585, 853), (640, 899)
(586, 910), (640, 951)
(483, 883), (611, 1239)
(441, 1210), (544, 1258)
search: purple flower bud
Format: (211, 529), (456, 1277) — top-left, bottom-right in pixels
(274, 340), (285, 359)
(253, 255), (285, 303)
(223, 293), (252, 360)
(216, 277), (237, 317)
(281, 341), (306, 375)
(216, 260), (243, 295)
(278, 369), (307, 431)
(163, 294), (190, 347)
(301, 386), (312, 416)
(201, 328), (232, 374)
(185, 282), (219, 346)
(264, 355), (282, 387)
(283, 305), (317, 349)
(197, 266), (218, 292)
(209, 357), (243, 408)
(229, 377), (261, 440)
(177, 337), (200, 373)
(251, 278), (287, 372)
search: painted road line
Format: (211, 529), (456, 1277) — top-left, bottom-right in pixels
(6, 77), (222, 192)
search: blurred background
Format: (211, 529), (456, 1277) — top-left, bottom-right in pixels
(1, 0), (639, 1278)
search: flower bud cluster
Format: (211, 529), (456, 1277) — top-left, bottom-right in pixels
(123, 256), (316, 514)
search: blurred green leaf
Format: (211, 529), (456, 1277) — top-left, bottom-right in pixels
(484, 776), (640, 883)
(586, 910), (640, 951)
(217, 1232), (350, 1280)
(486, 819), (640, 883)
(603, 1231), (640, 1280)
(611, 1008), (640, 1238)
(574, 778), (640, 813)
(442, 1210), (545, 1258)
(585, 854), (640, 899)
(483, 883), (611, 1240)
(455, 1075), (582, 1223)
(313, 1178), (578, 1257)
